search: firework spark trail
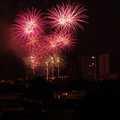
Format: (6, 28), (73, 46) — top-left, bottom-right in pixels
(47, 1), (89, 33)
(10, 2), (89, 77)
(28, 46), (49, 63)
(24, 55), (40, 74)
(10, 7), (46, 62)
(45, 31), (76, 53)
(20, 35), (43, 52)
(45, 34), (61, 53)
(11, 7), (44, 41)
(54, 31), (76, 51)
(41, 53), (67, 74)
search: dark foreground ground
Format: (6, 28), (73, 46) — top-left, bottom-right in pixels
(0, 77), (120, 120)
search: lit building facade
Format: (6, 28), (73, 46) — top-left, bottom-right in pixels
(66, 54), (120, 81)
(78, 56), (97, 81)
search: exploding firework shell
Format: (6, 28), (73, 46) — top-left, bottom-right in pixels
(11, 7), (44, 41)
(47, 1), (89, 33)
(45, 31), (76, 53)
(20, 35), (43, 53)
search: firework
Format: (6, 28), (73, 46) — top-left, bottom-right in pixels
(10, 2), (89, 78)
(47, 1), (89, 33)
(55, 31), (76, 51)
(21, 35), (42, 52)
(24, 55), (40, 74)
(45, 34), (61, 53)
(11, 7), (44, 40)
(24, 55), (39, 67)
(42, 53), (66, 78)
(45, 31), (76, 53)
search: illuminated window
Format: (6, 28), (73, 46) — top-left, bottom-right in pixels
(58, 96), (60, 99)
(63, 93), (68, 95)
(92, 56), (95, 59)
(92, 63), (95, 65)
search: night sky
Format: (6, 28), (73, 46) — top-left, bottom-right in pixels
(78, 0), (120, 56)
(0, 0), (120, 78)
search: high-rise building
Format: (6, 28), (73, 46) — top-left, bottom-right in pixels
(66, 54), (120, 81)
(78, 56), (97, 81)
(98, 54), (120, 80)
(98, 54), (110, 79)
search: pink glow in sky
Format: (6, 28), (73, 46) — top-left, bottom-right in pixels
(45, 31), (76, 53)
(10, 2), (89, 75)
(47, 1), (89, 33)
(11, 7), (44, 40)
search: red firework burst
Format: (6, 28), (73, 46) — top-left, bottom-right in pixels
(45, 34), (61, 53)
(45, 31), (76, 53)
(47, 1), (89, 33)
(21, 35), (42, 52)
(11, 7), (44, 40)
